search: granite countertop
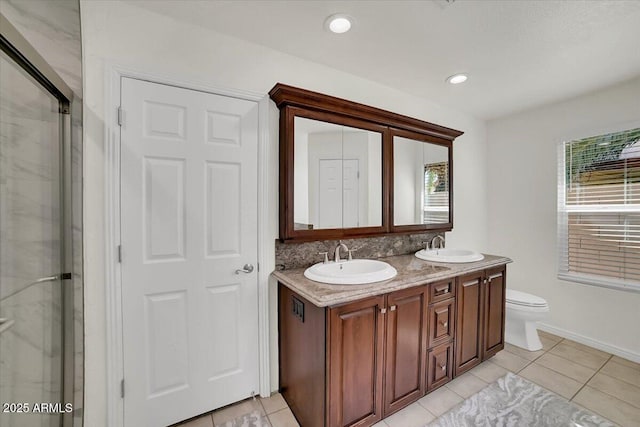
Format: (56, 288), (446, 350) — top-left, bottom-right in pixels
(272, 253), (512, 307)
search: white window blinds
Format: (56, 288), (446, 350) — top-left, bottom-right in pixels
(424, 162), (449, 224)
(558, 128), (640, 291)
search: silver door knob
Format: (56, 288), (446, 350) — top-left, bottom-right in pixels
(235, 264), (254, 274)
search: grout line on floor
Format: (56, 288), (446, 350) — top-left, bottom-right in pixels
(444, 383), (467, 400)
(569, 353), (613, 401)
(545, 338), (612, 372)
(545, 339), (562, 353)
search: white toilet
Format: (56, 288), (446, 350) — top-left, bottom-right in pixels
(505, 289), (549, 351)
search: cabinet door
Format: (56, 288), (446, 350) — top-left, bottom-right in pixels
(383, 286), (428, 416)
(483, 267), (506, 359)
(455, 272), (484, 376)
(328, 295), (385, 427)
(427, 298), (455, 348)
(427, 342), (454, 391)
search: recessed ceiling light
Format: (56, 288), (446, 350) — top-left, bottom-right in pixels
(325, 14), (352, 34)
(446, 74), (468, 84)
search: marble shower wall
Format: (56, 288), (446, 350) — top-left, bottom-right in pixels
(0, 52), (64, 427)
(275, 232), (444, 270)
(0, 1), (83, 425)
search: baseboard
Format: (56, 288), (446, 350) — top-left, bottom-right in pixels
(537, 323), (640, 363)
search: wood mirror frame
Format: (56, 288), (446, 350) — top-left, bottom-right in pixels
(269, 83), (464, 242)
(390, 128), (455, 233)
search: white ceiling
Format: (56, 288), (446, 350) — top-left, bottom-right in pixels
(129, 0), (640, 120)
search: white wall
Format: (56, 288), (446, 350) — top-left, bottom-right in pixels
(393, 138), (422, 224)
(80, 1), (487, 425)
(486, 76), (640, 360)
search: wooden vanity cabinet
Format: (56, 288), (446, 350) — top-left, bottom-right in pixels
(278, 263), (506, 427)
(328, 285), (429, 425)
(279, 284), (428, 427)
(454, 266), (506, 376)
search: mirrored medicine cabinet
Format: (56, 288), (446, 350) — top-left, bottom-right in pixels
(269, 83), (463, 242)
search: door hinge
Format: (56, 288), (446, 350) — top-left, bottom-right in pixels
(117, 106), (123, 126)
(117, 245), (122, 263)
(120, 379), (125, 398)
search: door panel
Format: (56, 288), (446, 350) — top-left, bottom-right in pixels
(427, 342), (453, 391)
(428, 299), (455, 348)
(121, 78), (259, 427)
(342, 159), (359, 227)
(206, 162), (241, 257)
(143, 157), (185, 261)
(455, 272), (483, 376)
(328, 296), (384, 427)
(145, 291), (189, 397)
(383, 286), (427, 416)
(319, 159), (343, 228)
(483, 268), (506, 358)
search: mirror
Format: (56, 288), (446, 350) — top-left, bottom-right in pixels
(269, 83), (462, 241)
(393, 135), (450, 226)
(294, 117), (382, 230)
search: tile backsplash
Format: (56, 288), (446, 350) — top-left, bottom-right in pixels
(275, 232), (443, 270)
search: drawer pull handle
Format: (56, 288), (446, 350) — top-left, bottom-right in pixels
(434, 284), (450, 295)
(439, 321), (448, 328)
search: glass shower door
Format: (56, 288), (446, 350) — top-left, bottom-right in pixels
(0, 48), (65, 427)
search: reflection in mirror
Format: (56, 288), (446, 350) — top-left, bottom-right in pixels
(294, 117), (382, 230)
(394, 136), (449, 226)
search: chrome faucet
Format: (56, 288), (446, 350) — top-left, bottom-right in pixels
(431, 235), (445, 250)
(334, 240), (349, 262)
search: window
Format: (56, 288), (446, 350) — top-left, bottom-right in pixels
(423, 162), (449, 224)
(558, 128), (640, 291)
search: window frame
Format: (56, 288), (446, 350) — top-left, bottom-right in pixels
(557, 127), (640, 293)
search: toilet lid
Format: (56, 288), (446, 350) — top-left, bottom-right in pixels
(506, 289), (548, 307)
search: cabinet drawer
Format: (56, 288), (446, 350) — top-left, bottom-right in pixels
(427, 342), (453, 391)
(427, 299), (455, 348)
(429, 280), (455, 303)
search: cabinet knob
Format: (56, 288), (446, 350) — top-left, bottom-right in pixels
(390, 305), (397, 311)
(439, 321), (448, 328)
(439, 364), (447, 371)
(380, 307), (387, 314)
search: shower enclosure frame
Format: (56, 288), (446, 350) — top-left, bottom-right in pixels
(1, 13), (77, 427)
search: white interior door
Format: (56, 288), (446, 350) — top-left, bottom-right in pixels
(120, 77), (259, 427)
(318, 159), (359, 228)
(318, 159), (342, 228)
(342, 159), (359, 227)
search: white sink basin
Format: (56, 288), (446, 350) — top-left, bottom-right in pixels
(415, 248), (484, 263)
(304, 259), (397, 285)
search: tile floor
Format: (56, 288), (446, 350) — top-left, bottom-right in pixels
(175, 331), (640, 427)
